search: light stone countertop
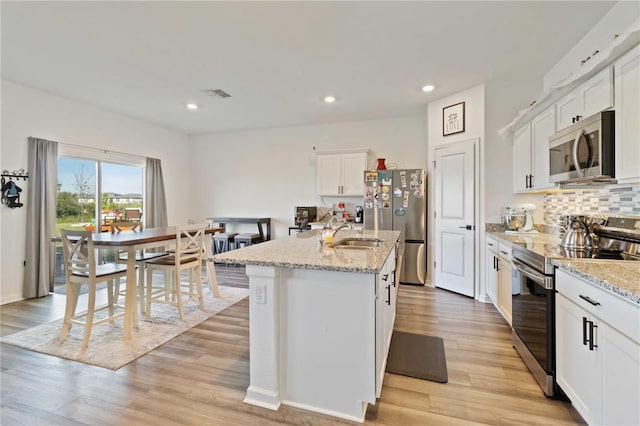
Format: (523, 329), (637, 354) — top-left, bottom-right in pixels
(212, 229), (401, 274)
(551, 259), (640, 305)
(487, 231), (640, 305)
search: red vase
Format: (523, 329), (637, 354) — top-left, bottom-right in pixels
(376, 158), (387, 170)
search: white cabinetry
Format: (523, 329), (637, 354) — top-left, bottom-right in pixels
(485, 237), (499, 304)
(555, 67), (613, 131)
(316, 149), (370, 196)
(614, 44), (640, 182)
(485, 237), (513, 325)
(496, 243), (513, 325)
(376, 246), (397, 396)
(555, 268), (640, 426)
(512, 106), (556, 192)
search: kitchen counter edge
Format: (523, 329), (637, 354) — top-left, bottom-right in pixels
(487, 231), (640, 305)
(212, 229), (401, 274)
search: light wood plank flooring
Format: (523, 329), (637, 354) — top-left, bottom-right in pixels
(1, 266), (584, 425)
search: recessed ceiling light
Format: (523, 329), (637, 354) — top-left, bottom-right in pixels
(187, 103), (198, 110)
(324, 96), (336, 103)
(422, 85), (435, 92)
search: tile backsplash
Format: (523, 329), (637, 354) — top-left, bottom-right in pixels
(543, 184), (640, 226)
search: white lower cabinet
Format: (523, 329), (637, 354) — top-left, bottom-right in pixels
(486, 237), (499, 304)
(496, 247), (513, 326)
(555, 268), (640, 425)
(485, 237), (513, 325)
(376, 247), (397, 397)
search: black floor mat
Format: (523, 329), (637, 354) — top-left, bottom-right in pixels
(385, 331), (448, 383)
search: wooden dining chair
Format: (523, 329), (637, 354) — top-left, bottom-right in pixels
(110, 221), (167, 314)
(145, 223), (206, 320)
(59, 229), (128, 348)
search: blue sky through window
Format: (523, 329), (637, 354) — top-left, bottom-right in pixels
(58, 157), (142, 194)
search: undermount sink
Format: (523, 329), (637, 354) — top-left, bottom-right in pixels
(331, 238), (383, 249)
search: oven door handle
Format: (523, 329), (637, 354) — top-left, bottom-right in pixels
(512, 259), (554, 290)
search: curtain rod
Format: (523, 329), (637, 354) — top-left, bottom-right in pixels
(58, 141), (146, 161)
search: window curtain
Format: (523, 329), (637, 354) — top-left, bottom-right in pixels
(24, 137), (58, 298)
(145, 157), (168, 228)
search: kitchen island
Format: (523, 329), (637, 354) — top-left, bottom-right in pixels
(213, 229), (401, 422)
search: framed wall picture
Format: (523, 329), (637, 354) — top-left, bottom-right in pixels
(443, 101), (465, 136)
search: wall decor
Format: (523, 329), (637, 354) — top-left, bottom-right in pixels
(443, 102), (465, 136)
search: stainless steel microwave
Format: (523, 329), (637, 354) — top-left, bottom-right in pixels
(548, 111), (615, 185)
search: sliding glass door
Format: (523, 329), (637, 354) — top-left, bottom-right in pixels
(55, 155), (144, 286)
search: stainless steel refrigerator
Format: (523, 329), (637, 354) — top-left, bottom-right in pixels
(364, 169), (426, 285)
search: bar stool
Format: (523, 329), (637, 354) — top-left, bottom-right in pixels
(213, 232), (238, 254)
(235, 233), (262, 249)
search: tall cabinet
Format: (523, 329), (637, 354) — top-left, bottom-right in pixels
(614, 44), (640, 182)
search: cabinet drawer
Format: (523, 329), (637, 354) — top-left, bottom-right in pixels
(486, 237), (499, 254)
(498, 243), (512, 261)
(556, 268), (640, 343)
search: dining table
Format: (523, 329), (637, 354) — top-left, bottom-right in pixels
(79, 225), (224, 340)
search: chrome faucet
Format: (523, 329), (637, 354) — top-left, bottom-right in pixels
(330, 223), (352, 240)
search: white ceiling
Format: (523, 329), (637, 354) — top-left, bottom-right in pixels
(1, 1), (615, 136)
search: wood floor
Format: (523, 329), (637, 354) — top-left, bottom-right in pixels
(1, 266), (584, 425)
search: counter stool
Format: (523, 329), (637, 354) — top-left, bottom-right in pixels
(235, 233), (262, 249)
(213, 232), (238, 254)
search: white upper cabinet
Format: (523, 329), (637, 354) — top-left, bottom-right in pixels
(316, 149), (370, 196)
(614, 44), (640, 182)
(513, 106), (556, 192)
(513, 124), (532, 192)
(556, 67), (613, 131)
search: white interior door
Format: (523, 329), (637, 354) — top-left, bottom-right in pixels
(434, 140), (475, 297)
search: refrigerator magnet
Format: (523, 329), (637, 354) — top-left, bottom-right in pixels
(383, 201), (391, 208)
(365, 201), (373, 209)
(382, 192), (389, 201)
(414, 189), (423, 198)
(382, 178), (392, 186)
(365, 172), (378, 182)
(395, 207), (406, 216)
(382, 185), (389, 193)
(394, 187), (402, 197)
(403, 191), (410, 207)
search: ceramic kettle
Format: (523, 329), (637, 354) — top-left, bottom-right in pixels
(561, 219), (594, 249)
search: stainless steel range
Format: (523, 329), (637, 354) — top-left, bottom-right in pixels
(510, 216), (640, 397)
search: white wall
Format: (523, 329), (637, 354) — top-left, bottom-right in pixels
(189, 116), (427, 239)
(484, 79), (546, 225)
(0, 80), (192, 304)
(426, 84), (485, 293)
(544, 1), (640, 91)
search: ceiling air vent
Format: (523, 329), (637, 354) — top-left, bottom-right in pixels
(202, 89), (231, 98)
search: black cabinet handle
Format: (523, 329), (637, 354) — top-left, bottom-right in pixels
(525, 175), (530, 188)
(493, 256), (497, 270)
(579, 295), (601, 306)
(382, 273), (389, 282)
(583, 316), (588, 346)
(386, 285), (391, 306)
(496, 257), (499, 272)
(589, 321), (598, 351)
(529, 174), (534, 188)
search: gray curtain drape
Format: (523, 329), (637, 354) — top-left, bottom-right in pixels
(145, 157), (168, 228)
(24, 137), (58, 298)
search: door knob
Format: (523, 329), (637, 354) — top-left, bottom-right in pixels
(458, 225), (473, 230)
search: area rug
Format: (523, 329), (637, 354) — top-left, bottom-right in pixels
(0, 285), (249, 370)
(385, 331), (448, 383)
